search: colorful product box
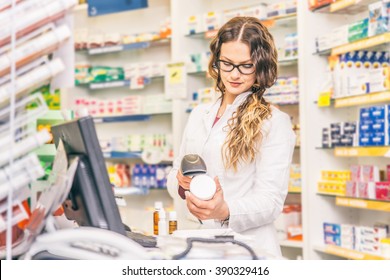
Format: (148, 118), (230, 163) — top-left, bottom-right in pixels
(323, 222), (341, 235)
(348, 18), (369, 43)
(187, 14), (203, 35)
(203, 11), (221, 31)
(308, 0), (335, 11)
(375, 182), (390, 201)
(324, 232), (341, 246)
(355, 243), (382, 256)
(361, 165), (380, 182)
(387, 165), (390, 181)
(368, 1), (390, 37)
(358, 182), (376, 199)
(346, 181), (358, 197)
(355, 226), (388, 238)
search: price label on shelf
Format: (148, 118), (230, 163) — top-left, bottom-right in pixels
(165, 62), (187, 99)
(129, 76), (145, 90)
(317, 91), (331, 107)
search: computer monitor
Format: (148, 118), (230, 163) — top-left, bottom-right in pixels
(51, 116), (126, 236)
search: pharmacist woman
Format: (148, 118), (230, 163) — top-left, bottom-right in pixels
(167, 16), (296, 258)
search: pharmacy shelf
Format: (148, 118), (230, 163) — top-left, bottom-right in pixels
(94, 114), (151, 123)
(280, 240), (303, 248)
(186, 13), (297, 39)
(187, 70), (207, 76)
(334, 146), (390, 157)
(278, 57), (299, 66)
(114, 186), (168, 196)
(273, 101), (299, 106)
(103, 151), (142, 159)
(335, 197), (390, 212)
(317, 191), (345, 197)
(114, 187), (143, 196)
(261, 13), (297, 29)
(329, 0), (377, 14)
(94, 112), (172, 124)
(288, 187), (302, 194)
(334, 91), (390, 108)
(314, 245), (387, 260)
(78, 76), (164, 90)
(332, 32), (390, 56)
(312, 0), (377, 14)
(83, 38), (171, 55)
(317, 193), (390, 212)
(314, 33), (390, 56)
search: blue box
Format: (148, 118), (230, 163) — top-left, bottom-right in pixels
(371, 132), (388, 146)
(324, 232), (342, 246)
(324, 223), (341, 234)
(359, 133), (372, 146)
(359, 123), (371, 133)
(370, 105), (387, 120)
(372, 119), (386, 133)
(360, 107), (371, 120)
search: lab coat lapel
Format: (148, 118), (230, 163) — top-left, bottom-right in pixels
(202, 98), (222, 132)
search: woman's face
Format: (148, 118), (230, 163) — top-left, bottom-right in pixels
(219, 41), (256, 99)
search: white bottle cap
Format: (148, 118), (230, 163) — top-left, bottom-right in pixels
(154, 201), (163, 210)
(169, 211), (177, 221)
(190, 174), (216, 200)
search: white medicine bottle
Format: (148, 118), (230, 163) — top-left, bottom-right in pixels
(158, 209), (167, 236)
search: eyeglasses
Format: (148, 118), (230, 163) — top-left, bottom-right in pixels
(215, 60), (255, 75)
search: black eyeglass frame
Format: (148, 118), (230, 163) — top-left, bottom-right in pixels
(214, 59), (256, 75)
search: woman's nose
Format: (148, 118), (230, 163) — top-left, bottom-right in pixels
(230, 67), (241, 78)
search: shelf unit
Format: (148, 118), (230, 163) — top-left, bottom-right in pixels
(313, 0), (379, 15)
(335, 197), (390, 212)
(60, 0), (390, 259)
(334, 91), (390, 108)
(334, 146), (390, 157)
(68, 0), (175, 235)
(313, 245), (388, 260)
(280, 240), (304, 249)
(317, 193), (390, 212)
(300, 0), (390, 260)
(81, 38), (171, 55)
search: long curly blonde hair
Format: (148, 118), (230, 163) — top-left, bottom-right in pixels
(208, 17), (278, 171)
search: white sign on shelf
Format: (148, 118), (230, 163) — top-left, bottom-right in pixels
(165, 62), (187, 99)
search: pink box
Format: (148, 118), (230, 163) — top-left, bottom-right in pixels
(350, 165), (361, 181)
(361, 165), (379, 182)
(375, 182), (390, 201)
(346, 181), (357, 197)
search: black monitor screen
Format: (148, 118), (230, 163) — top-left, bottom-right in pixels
(51, 116), (126, 236)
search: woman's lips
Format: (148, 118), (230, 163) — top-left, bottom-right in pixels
(229, 82), (241, 87)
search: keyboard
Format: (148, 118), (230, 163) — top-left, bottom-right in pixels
(125, 231), (157, 248)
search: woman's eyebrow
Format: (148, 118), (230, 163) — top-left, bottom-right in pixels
(220, 56), (252, 64)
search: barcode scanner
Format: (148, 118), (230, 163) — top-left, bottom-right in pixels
(178, 154), (216, 201)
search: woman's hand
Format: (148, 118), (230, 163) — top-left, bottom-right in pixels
(184, 177), (229, 221)
(176, 169), (192, 190)
(176, 170), (192, 199)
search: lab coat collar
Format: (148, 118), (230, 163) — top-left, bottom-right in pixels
(202, 90), (253, 132)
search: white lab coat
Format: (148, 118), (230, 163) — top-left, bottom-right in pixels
(167, 90), (296, 258)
